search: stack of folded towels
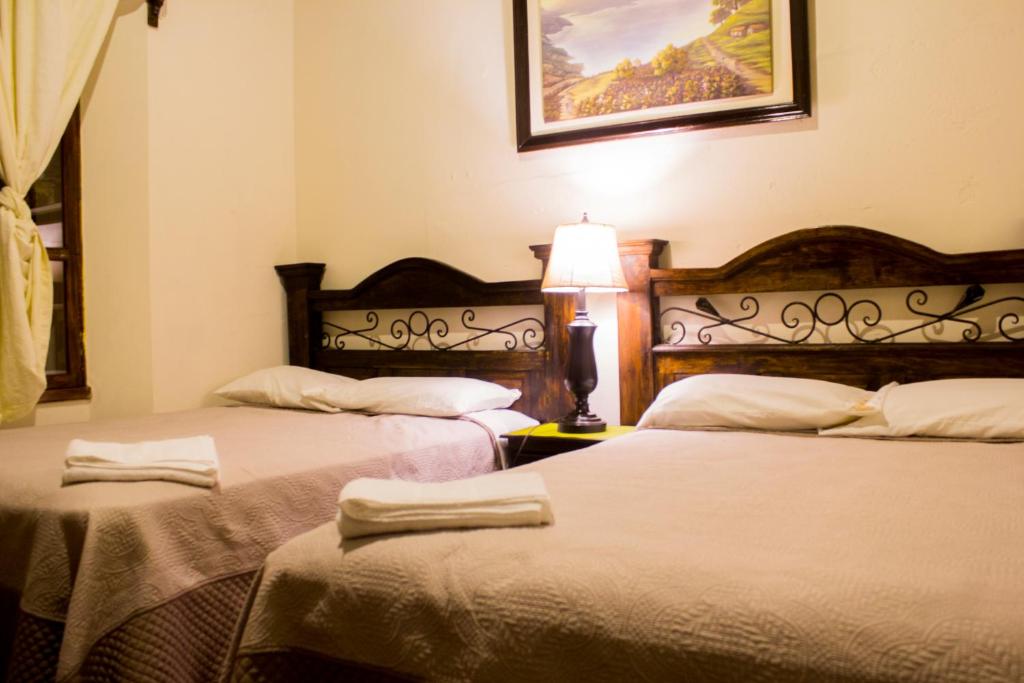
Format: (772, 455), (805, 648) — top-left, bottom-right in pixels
(337, 472), (554, 539)
(63, 435), (220, 488)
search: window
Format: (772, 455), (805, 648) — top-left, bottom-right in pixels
(24, 109), (88, 402)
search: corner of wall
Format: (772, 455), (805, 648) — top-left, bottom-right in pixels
(56, 0), (155, 423)
(145, 0), (298, 413)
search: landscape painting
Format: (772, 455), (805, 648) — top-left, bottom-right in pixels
(543, 0), (772, 123)
(513, 0), (810, 150)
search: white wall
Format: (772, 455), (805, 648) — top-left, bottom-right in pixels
(146, 0), (297, 413)
(24, 0), (1024, 426)
(294, 0), (1024, 421)
(30, 0), (298, 425)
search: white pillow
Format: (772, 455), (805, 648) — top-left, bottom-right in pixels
(306, 376), (522, 417)
(214, 365), (355, 412)
(464, 408), (540, 437)
(821, 379), (1024, 439)
(637, 373), (875, 432)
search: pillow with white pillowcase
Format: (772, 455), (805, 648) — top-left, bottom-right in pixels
(637, 373), (876, 432)
(214, 365), (355, 412)
(305, 376), (522, 418)
(821, 378), (1024, 439)
(464, 408), (539, 437)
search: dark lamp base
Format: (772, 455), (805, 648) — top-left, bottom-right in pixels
(557, 412), (607, 434)
(557, 303), (607, 434)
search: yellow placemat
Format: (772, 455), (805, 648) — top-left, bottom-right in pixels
(506, 423), (636, 440)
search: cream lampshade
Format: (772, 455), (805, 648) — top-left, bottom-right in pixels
(541, 214), (626, 433)
(541, 215), (628, 294)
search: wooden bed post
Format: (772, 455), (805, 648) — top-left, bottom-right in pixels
(530, 245), (576, 422)
(275, 263), (326, 367)
(616, 240), (667, 426)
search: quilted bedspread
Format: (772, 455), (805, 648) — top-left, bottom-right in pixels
(230, 429), (1024, 683)
(0, 406), (499, 681)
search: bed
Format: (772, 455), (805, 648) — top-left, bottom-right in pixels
(225, 227), (1024, 682)
(0, 255), (566, 682)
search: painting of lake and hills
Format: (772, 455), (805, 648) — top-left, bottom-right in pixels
(540, 0), (773, 123)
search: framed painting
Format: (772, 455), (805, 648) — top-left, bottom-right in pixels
(512, 0), (810, 151)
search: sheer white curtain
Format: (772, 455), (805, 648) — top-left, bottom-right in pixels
(0, 0), (116, 422)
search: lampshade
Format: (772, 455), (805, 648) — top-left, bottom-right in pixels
(541, 215), (628, 293)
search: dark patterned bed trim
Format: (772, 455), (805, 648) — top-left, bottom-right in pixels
(231, 647), (417, 683)
(4, 571), (257, 683)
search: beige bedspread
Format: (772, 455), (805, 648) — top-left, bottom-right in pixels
(231, 429), (1024, 683)
(0, 406), (499, 680)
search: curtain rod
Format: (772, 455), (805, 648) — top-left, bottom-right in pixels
(147, 0), (164, 28)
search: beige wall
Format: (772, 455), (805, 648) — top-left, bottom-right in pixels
(146, 0), (297, 412)
(78, 1), (154, 422)
(26, 0), (1024, 426)
(294, 0), (1024, 421)
(31, 0), (297, 425)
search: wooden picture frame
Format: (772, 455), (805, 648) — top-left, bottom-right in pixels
(513, 0), (811, 152)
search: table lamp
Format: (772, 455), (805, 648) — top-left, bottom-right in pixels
(541, 214), (628, 433)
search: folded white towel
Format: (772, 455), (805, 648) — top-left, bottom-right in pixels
(63, 436), (219, 488)
(337, 472), (553, 538)
(62, 466), (217, 488)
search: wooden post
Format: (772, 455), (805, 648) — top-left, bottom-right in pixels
(275, 263), (325, 367)
(616, 240), (667, 425)
(530, 244), (575, 421)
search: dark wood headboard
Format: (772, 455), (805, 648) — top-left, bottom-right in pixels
(276, 257), (572, 422)
(618, 226), (1024, 424)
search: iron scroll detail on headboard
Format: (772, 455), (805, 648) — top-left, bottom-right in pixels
(616, 226), (1024, 425)
(321, 309), (545, 352)
(662, 285), (1023, 345)
(276, 257), (572, 422)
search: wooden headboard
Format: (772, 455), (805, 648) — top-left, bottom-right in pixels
(276, 257), (572, 422)
(618, 226), (1024, 425)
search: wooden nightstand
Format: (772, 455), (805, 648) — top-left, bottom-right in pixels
(502, 423), (637, 467)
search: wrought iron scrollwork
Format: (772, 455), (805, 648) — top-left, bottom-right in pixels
(390, 311), (449, 350)
(322, 311), (381, 350)
(662, 284), (1024, 345)
(322, 309), (545, 351)
(460, 310), (545, 351)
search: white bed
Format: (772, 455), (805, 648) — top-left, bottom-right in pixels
(1, 254), (561, 683)
(226, 427), (1024, 682)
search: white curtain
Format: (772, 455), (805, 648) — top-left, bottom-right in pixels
(0, 0), (117, 422)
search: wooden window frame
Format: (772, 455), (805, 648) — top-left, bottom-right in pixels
(38, 109), (90, 403)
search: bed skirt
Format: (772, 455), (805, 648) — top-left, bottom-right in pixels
(5, 571), (255, 683)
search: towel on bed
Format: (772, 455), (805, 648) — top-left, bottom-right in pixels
(337, 472), (553, 538)
(62, 435), (220, 488)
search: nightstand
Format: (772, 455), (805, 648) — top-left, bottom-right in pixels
(502, 423), (637, 467)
